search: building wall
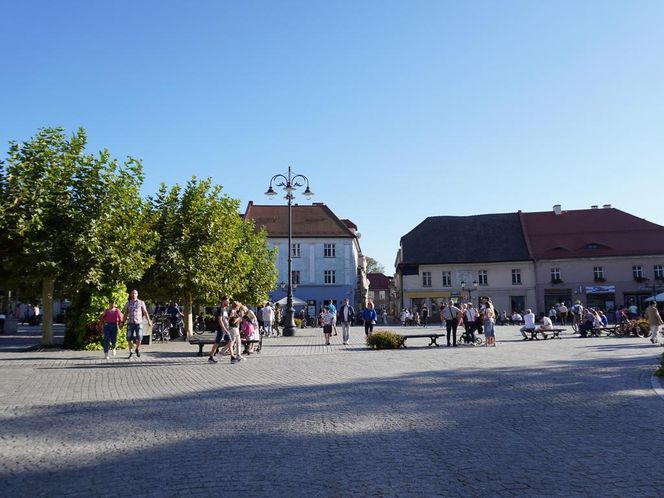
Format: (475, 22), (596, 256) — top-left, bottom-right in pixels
(401, 261), (537, 315)
(267, 236), (361, 312)
(534, 254), (664, 313)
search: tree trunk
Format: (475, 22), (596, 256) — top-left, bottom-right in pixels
(41, 277), (55, 346)
(184, 291), (193, 340)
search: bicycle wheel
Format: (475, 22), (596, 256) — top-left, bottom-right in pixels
(193, 322), (205, 335)
(151, 323), (162, 341)
(474, 335), (484, 346)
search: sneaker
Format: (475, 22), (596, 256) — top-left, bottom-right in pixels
(105, 354), (110, 360)
(112, 348), (117, 357)
(343, 341), (348, 345)
(236, 356), (245, 362)
(230, 357), (238, 363)
(136, 349), (141, 358)
(208, 356), (218, 364)
(128, 351), (133, 359)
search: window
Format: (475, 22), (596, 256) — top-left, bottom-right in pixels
(324, 270), (336, 284)
(379, 290), (386, 300)
(511, 269), (521, 285)
(422, 271), (432, 287)
(441, 271), (452, 287)
(478, 270), (488, 286)
(593, 266), (604, 281)
(655, 265), (664, 280)
(291, 270), (300, 285)
(291, 243), (301, 258)
(324, 244), (336, 257)
(551, 268), (561, 282)
(368, 290), (375, 299)
(633, 265), (643, 279)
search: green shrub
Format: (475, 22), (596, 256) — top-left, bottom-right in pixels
(366, 330), (405, 349)
(655, 352), (664, 377)
(66, 283), (129, 350)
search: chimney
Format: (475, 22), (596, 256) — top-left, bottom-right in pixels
(591, 205), (598, 209)
(603, 204), (612, 209)
(553, 204), (562, 215)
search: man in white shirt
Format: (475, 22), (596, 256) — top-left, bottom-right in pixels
(262, 302), (275, 338)
(536, 312), (554, 339)
(520, 309), (537, 339)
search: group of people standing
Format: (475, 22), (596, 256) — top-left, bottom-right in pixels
(438, 298), (497, 347)
(319, 298), (379, 345)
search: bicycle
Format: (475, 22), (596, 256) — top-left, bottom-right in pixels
(193, 314), (206, 335)
(151, 314), (172, 342)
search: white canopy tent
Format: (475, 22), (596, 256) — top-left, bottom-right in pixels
(644, 292), (664, 302)
(275, 296), (307, 306)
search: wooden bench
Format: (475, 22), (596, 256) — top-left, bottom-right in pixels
(523, 328), (566, 340)
(189, 336), (262, 356)
(400, 333), (446, 347)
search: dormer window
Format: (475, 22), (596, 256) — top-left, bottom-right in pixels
(587, 243), (600, 250)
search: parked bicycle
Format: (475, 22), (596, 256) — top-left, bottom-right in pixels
(193, 313), (207, 335)
(151, 314), (172, 342)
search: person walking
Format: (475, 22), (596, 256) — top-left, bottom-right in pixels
(99, 299), (123, 359)
(328, 300), (338, 336)
(442, 300), (461, 347)
(322, 305), (334, 345)
(262, 302), (274, 338)
(646, 300), (663, 345)
(338, 297), (355, 345)
(558, 302), (568, 326)
(208, 296), (230, 363)
(122, 289), (152, 358)
(273, 303), (282, 336)
(362, 301), (378, 337)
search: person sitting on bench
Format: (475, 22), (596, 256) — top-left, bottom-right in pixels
(520, 309), (536, 339)
(535, 312), (554, 338)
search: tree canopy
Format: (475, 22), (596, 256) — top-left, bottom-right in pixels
(0, 127), (156, 344)
(141, 177), (277, 336)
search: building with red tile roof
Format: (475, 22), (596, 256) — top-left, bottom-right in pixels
(244, 202), (369, 318)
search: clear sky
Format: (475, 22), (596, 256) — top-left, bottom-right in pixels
(2, 0), (663, 272)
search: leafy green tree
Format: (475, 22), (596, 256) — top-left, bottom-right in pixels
(0, 127), (155, 346)
(141, 177), (277, 337)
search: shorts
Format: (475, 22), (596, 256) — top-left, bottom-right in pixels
(215, 330), (231, 344)
(323, 324), (333, 334)
(126, 323), (143, 342)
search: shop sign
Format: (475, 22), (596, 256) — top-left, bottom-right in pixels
(585, 285), (615, 294)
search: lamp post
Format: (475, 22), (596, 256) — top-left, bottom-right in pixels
(265, 166), (313, 336)
(461, 280), (478, 305)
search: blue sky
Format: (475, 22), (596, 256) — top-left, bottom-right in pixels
(2, 0), (663, 271)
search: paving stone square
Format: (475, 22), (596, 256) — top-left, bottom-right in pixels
(1, 324), (663, 497)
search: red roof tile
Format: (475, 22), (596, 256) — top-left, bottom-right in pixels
(520, 208), (664, 259)
(244, 202), (355, 238)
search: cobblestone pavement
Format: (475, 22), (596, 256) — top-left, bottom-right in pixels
(1, 324), (663, 497)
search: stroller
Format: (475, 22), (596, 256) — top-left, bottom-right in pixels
(459, 324), (484, 346)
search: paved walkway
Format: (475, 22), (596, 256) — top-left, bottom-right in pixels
(1, 324), (663, 497)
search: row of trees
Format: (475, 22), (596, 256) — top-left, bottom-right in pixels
(0, 127), (277, 347)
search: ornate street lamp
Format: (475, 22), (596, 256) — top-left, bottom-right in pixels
(461, 280), (478, 305)
(265, 166), (313, 336)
